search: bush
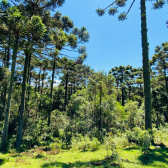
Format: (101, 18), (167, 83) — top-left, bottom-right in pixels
(140, 131), (151, 151)
(126, 127), (152, 151)
(126, 127), (142, 144)
(71, 134), (100, 151)
(21, 135), (40, 150)
(49, 140), (62, 151)
(103, 135), (116, 158)
(103, 135), (120, 160)
(112, 134), (128, 148)
(153, 124), (168, 146)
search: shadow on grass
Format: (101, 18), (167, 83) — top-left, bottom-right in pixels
(124, 147), (139, 151)
(34, 154), (45, 159)
(0, 158), (5, 166)
(138, 146), (168, 166)
(41, 159), (122, 168)
(80, 149), (99, 153)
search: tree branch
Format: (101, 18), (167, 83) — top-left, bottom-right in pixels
(126, 0), (136, 15)
(104, 0), (117, 10)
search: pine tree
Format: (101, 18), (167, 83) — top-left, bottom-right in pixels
(96, 0), (165, 129)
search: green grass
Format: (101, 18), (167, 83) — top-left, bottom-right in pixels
(0, 146), (168, 168)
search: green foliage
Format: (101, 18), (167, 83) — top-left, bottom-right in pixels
(0, 0), (10, 12)
(71, 134), (100, 151)
(0, 67), (9, 90)
(49, 140), (62, 151)
(140, 131), (151, 152)
(124, 101), (144, 129)
(108, 7), (118, 16)
(21, 135), (40, 150)
(126, 127), (152, 151)
(96, 8), (105, 16)
(103, 135), (120, 161)
(27, 15), (46, 40)
(112, 134), (128, 148)
(153, 0), (165, 9)
(118, 13), (127, 21)
(126, 127), (143, 144)
(153, 124), (168, 146)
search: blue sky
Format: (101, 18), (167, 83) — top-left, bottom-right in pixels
(58, 0), (167, 73)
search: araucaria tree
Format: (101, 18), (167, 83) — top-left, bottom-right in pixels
(96, 0), (165, 130)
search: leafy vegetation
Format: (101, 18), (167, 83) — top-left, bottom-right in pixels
(0, 0), (168, 167)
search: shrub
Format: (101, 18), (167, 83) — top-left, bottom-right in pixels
(112, 134), (128, 148)
(153, 124), (168, 146)
(49, 141), (62, 151)
(71, 134), (100, 151)
(103, 135), (120, 160)
(21, 135), (40, 150)
(126, 127), (152, 151)
(140, 131), (151, 152)
(126, 127), (142, 144)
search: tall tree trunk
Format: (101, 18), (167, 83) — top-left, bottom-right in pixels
(26, 54), (31, 116)
(116, 80), (120, 101)
(74, 81), (76, 94)
(39, 71), (45, 112)
(38, 69), (41, 92)
(41, 72), (45, 96)
(16, 51), (29, 148)
(1, 36), (19, 151)
(48, 57), (55, 126)
(121, 73), (125, 106)
(35, 79), (37, 93)
(129, 86), (131, 100)
(2, 47), (10, 121)
(0, 48), (6, 120)
(38, 68), (41, 112)
(65, 72), (68, 111)
(121, 87), (124, 106)
(3, 46), (10, 106)
(164, 65), (168, 121)
(71, 84), (72, 95)
(27, 54), (31, 84)
(99, 87), (102, 131)
(141, 0), (151, 129)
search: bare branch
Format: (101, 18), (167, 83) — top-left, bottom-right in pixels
(104, 0), (117, 10)
(62, 47), (78, 53)
(126, 0), (136, 15)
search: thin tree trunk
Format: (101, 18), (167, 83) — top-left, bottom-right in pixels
(26, 54), (31, 116)
(121, 74), (124, 106)
(65, 72), (68, 111)
(71, 84), (72, 95)
(2, 47), (10, 120)
(1, 36), (19, 151)
(141, 0), (151, 129)
(99, 87), (102, 131)
(122, 87), (124, 106)
(27, 73), (31, 118)
(164, 65), (168, 121)
(41, 72), (45, 95)
(27, 54), (31, 84)
(116, 80), (120, 101)
(39, 72), (45, 111)
(48, 57), (55, 126)
(74, 81), (76, 94)
(35, 79), (37, 93)
(129, 86), (131, 100)
(38, 69), (41, 92)
(16, 51), (29, 148)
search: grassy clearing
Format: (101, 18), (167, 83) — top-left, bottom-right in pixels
(0, 147), (168, 168)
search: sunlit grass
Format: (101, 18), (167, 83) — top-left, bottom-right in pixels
(0, 146), (168, 168)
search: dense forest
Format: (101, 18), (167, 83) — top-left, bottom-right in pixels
(0, 0), (168, 167)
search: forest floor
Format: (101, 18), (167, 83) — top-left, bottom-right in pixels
(0, 146), (168, 168)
